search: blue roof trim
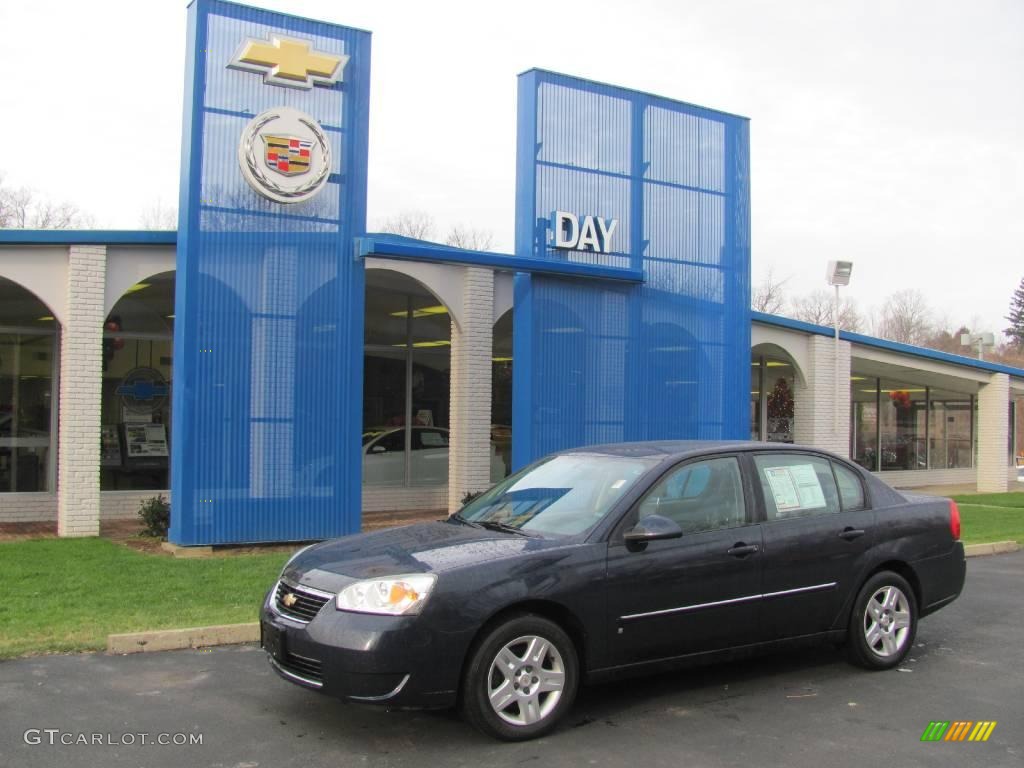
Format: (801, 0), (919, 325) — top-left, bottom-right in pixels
(752, 311), (1024, 379)
(359, 234), (645, 283)
(0, 230), (176, 245)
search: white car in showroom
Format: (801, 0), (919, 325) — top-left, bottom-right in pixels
(362, 426), (506, 485)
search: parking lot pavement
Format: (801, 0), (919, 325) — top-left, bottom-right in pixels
(2, 552), (1021, 768)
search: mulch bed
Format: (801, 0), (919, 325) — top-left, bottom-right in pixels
(1, 509), (446, 553)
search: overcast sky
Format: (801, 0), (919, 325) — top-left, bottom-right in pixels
(1, 0), (1021, 337)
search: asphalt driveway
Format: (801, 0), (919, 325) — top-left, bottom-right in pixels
(1, 552), (1021, 768)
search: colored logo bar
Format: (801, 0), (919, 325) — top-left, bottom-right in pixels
(920, 721), (997, 742)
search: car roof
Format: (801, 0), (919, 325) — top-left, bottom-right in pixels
(559, 439), (836, 462)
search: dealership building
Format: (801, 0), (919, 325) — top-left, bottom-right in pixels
(1, 0), (1022, 543)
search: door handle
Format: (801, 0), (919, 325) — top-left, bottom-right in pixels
(839, 527), (866, 541)
(727, 543), (759, 557)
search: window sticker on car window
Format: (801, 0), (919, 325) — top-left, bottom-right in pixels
(764, 464), (826, 513)
(420, 431), (446, 447)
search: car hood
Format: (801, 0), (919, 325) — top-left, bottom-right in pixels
(283, 521), (573, 593)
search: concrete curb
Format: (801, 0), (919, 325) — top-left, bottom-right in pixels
(107, 622), (259, 655)
(964, 541), (1020, 558)
(159, 542), (214, 558)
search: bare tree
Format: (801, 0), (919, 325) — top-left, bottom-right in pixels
(445, 225), (494, 251)
(139, 198), (178, 230)
(875, 290), (932, 345)
(790, 290), (863, 331)
(0, 173), (94, 229)
(377, 210), (436, 241)
(752, 266), (789, 314)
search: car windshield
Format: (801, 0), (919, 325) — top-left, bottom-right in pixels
(457, 454), (659, 537)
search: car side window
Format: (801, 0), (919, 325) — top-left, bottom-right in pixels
(832, 461), (866, 511)
(372, 431), (405, 453)
(754, 454), (840, 520)
(413, 429), (448, 450)
(637, 457), (746, 534)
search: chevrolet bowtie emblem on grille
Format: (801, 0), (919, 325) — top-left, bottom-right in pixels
(282, 592), (298, 608)
(228, 35), (348, 90)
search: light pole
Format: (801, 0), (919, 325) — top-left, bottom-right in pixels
(960, 332), (995, 361)
(826, 260), (854, 435)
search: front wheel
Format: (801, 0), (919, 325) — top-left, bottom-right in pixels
(461, 614), (579, 741)
(847, 571), (917, 670)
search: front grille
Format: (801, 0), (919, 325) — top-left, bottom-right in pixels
(278, 650), (323, 683)
(274, 581), (332, 623)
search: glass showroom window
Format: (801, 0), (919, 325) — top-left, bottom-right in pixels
(1012, 396), (1024, 472)
(0, 332), (57, 492)
(851, 373), (975, 472)
(750, 355), (795, 443)
(492, 310), (512, 478)
(100, 273), (174, 491)
(850, 374), (878, 470)
(364, 271), (451, 487)
(0, 278), (58, 493)
(878, 379), (927, 471)
(928, 388), (974, 470)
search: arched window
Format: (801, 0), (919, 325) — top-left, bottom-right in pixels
(0, 276), (59, 492)
(100, 271), (174, 491)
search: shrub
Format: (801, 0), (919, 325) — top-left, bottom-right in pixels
(138, 494), (170, 538)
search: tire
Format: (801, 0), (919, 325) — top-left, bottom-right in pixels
(460, 614), (579, 741)
(847, 571), (917, 670)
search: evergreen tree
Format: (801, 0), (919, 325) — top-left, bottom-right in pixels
(1006, 277), (1024, 349)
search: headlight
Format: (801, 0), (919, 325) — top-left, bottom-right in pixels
(336, 574), (437, 616)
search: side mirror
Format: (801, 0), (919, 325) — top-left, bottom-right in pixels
(624, 514), (682, 547)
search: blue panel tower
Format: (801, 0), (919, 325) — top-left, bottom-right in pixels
(512, 71), (751, 469)
(170, 0), (371, 544)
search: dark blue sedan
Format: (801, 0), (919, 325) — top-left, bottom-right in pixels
(260, 440), (966, 740)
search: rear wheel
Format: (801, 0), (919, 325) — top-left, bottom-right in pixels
(847, 571), (917, 670)
(461, 614), (578, 741)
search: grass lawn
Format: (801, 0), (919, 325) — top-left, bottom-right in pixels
(951, 491), (1024, 545)
(0, 538), (290, 659)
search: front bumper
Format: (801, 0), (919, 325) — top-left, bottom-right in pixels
(259, 583), (462, 708)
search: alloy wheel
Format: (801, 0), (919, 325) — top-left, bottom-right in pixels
(487, 634), (566, 726)
(862, 585), (911, 658)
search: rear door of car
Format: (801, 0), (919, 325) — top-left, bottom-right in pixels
(604, 454), (764, 666)
(749, 451), (874, 640)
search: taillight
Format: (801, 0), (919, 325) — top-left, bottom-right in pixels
(949, 500), (961, 541)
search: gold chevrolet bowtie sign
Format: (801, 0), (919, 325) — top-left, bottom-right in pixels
(229, 35), (348, 89)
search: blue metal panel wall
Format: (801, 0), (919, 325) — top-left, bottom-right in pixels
(513, 71), (750, 468)
(170, 0), (371, 544)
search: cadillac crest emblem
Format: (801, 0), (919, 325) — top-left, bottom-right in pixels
(238, 106), (332, 204)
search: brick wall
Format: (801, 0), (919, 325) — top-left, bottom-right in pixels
(447, 267), (495, 513)
(0, 494), (58, 522)
(977, 373), (1010, 493)
(57, 245), (106, 536)
(363, 485), (447, 513)
(101, 490), (171, 520)
(794, 335), (852, 456)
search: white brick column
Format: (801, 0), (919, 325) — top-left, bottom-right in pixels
(977, 373), (1010, 493)
(57, 245), (106, 537)
(793, 335), (852, 456)
(448, 267), (494, 514)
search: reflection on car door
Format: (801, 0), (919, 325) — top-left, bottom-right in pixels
(605, 456), (764, 666)
(751, 452), (874, 640)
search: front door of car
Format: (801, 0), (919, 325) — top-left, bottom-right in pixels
(605, 456), (764, 666)
(749, 452), (875, 640)
(410, 428), (449, 484)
